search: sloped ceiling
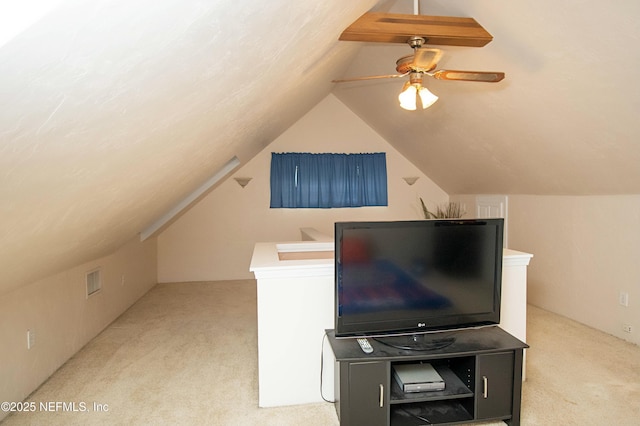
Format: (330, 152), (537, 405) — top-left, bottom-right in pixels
(1, 0), (639, 295)
(0, 0), (377, 294)
(334, 0), (640, 195)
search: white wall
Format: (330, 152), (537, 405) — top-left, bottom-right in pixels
(157, 94), (448, 282)
(453, 194), (639, 345)
(506, 195), (640, 345)
(0, 236), (157, 421)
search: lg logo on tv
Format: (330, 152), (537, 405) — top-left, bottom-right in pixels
(417, 323), (426, 328)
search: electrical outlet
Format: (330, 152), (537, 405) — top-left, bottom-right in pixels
(622, 324), (632, 333)
(121, 274), (125, 286)
(619, 291), (629, 307)
(27, 329), (35, 349)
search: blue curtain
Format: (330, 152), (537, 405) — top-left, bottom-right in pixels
(270, 152), (388, 208)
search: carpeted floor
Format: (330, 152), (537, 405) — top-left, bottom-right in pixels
(2, 280), (639, 425)
(522, 302), (640, 425)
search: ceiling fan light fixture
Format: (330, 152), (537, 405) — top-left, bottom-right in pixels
(398, 82), (418, 110)
(417, 85), (438, 109)
(398, 81), (438, 110)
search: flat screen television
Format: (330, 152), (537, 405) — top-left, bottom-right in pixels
(334, 218), (504, 349)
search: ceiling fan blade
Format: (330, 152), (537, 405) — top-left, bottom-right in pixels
(429, 70), (505, 82)
(411, 48), (443, 72)
(332, 73), (407, 83)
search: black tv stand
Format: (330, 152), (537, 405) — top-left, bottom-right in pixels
(327, 326), (528, 426)
(374, 333), (456, 351)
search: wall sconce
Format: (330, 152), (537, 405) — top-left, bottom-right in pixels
(234, 177), (252, 188)
(402, 177), (419, 186)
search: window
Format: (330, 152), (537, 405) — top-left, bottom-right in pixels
(270, 152), (388, 208)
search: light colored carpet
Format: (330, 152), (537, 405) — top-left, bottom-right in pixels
(2, 280), (639, 425)
(523, 303), (640, 425)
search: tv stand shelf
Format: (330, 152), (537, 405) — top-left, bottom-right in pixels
(390, 364), (473, 403)
(327, 326), (528, 426)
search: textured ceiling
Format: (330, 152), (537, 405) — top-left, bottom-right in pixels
(1, 0), (639, 294)
(0, 0), (377, 294)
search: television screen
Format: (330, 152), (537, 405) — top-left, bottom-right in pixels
(334, 219), (504, 340)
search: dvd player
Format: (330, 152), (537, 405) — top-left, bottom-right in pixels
(392, 363), (445, 393)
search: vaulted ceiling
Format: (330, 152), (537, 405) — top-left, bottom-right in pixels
(335, 0), (640, 195)
(1, 0), (639, 294)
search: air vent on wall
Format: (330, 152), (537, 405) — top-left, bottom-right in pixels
(86, 268), (102, 297)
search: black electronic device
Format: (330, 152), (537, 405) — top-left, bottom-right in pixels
(334, 218), (504, 347)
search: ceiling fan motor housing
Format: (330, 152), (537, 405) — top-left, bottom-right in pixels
(408, 72), (423, 85)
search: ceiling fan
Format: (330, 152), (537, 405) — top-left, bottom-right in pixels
(332, 9), (505, 110)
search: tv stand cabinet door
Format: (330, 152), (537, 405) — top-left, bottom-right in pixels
(476, 352), (515, 421)
(343, 361), (388, 426)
